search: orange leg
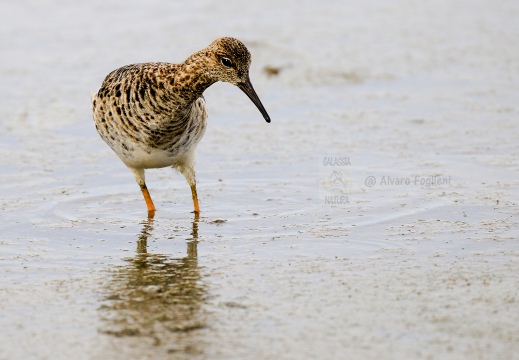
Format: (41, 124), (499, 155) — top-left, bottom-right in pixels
(140, 184), (156, 218)
(190, 183), (200, 214)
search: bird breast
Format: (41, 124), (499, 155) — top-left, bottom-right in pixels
(94, 95), (208, 170)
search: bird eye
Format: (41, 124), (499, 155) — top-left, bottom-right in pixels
(221, 57), (233, 68)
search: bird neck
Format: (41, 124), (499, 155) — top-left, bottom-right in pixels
(171, 50), (217, 104)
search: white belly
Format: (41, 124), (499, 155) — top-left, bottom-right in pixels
(122, 146), (186, 169)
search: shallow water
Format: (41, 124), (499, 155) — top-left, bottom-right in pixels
(1, 0), (519, 359)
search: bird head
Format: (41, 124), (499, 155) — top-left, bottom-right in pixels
(205, 37), (271, 123)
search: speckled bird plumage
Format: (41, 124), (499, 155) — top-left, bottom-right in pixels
(92, 37), (270, 217)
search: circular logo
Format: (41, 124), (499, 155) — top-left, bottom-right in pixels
(321, 170), (352, 194)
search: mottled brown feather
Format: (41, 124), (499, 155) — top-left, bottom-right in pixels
(91, 37), (269, 215)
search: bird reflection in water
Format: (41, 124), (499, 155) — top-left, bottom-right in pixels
(99, 215), (207, 354)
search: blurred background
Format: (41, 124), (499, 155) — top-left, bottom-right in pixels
(1, 1), (518, 359)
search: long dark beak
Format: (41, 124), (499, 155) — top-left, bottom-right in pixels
(237, 78), (271, 123)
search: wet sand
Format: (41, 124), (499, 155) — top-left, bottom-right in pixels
(1, 0), (518, 359)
